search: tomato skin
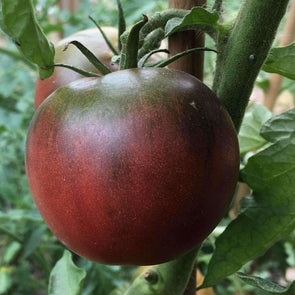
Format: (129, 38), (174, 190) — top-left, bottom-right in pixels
(34, 27), (118, 109)
(26, 68), (239, 265)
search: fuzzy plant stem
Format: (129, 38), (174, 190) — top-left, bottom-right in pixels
(213, 0), (290, 131)
(124, 247), (200, 295)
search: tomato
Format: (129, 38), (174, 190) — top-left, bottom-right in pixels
(25, 67), (239, 265)
(34, 27), (118, 109)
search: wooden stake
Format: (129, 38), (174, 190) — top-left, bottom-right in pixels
(168, 0), (206, 80)
(59, 0), (79, 12)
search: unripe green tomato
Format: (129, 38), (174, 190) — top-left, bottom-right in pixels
(26, 67), (239, 265)
(34, 27), (118, 109)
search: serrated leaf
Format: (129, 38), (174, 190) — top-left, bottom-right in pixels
(242, 138), (295, 196)
(48, 250), (86, 295)
(238, 104), (272, 153)
(262, 43), (295, 80)
(165, 7), (219, 40)
(260, 108), (295, 143)
(1, 0), (54, 79)
(236, 272), (295, 295)
(201, 110), (295, 288)
(200, 193), (295, 288)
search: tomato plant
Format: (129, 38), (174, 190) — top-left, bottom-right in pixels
(26, 67), (239, 265)
(34, 27), (118, 108)
(1, 0), (295, 294)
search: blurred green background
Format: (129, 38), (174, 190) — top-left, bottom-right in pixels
(0, 1), (295, 294)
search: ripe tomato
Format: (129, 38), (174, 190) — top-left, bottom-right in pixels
(34, 27), (118, 109)
(26, 68), (239, 265)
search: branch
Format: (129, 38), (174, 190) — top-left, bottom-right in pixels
(212, 0), (290, 130)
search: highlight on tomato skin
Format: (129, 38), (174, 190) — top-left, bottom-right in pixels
(26, 67), (239, 266)
(34, 27), (118, 109)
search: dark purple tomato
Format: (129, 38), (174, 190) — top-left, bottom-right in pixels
(25, 67), (239, 265)
(34, 27), (118, 109)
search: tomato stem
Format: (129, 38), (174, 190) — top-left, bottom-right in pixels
(137, 28), (166, 60)
(139, 9), (188, 47)
(212, 0), (290, 131)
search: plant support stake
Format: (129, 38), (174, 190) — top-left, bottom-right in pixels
(168, 0), (207, 81)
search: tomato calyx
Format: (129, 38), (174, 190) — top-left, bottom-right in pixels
(145, 47), (218, 68)
(120, 14), (149, 70)
(137, 48), (170, 67)
(66, 40), (112, 75)
(88, 15), (119, 56)
(42, 1), (218, 78)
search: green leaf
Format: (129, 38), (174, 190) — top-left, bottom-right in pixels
(243, 110), (295, 197)
(200, 193), (295, 288)
(22, 224), (47, 259)
(1, 0), (54, 79)
(201, 109), (295, 288)
(0, 268), (12, 294)
(0, 209), (42, 222)
(48, 250), (86, 295)
(238, 104), (272, 154)
(236, 272), (295, 295)
(260, 107), (295, 143)
(165, 7), (219, 40)
(3, 242), (21, 264)
(262, 43), (295, 80)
